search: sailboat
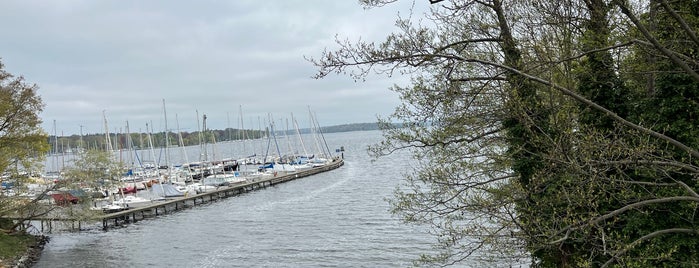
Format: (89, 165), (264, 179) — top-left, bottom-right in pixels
(199, 115), (246, 186)
(307, 107), (334, 167)
(288, 113), (314, 171)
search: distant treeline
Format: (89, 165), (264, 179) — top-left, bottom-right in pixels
(311, 122), (383, 133)
(48, 122), (386, 153)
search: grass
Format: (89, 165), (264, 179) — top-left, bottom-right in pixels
(0, 232), (37, 266)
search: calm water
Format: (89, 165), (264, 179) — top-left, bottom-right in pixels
(34, 130), (436, 267)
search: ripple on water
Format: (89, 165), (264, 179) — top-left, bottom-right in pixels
(34, 131), (435, 268)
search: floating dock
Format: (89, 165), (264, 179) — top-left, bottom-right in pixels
(25, 158), (344, 232)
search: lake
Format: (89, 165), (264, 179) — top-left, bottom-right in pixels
(34, 130), (437, 267)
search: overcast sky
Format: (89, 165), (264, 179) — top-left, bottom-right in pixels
(0, 0), (424, 136)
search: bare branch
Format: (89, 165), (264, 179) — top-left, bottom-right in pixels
(601, 228), (699, 267)
(613, 0), (699, 83)
(658, 0), (699, 47)
(594, 159), (699, 173)
(559, 196), (699, 238)
(428, 52), (699, 159)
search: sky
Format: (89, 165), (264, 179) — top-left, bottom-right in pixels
(0, 0), (424, 136)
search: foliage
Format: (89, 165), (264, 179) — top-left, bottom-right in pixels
(53, 149), (126, 221)
(61, 149), (125, 192)
(312, 0), (699, 266)
(0, 60), (49, 178)
(0, 60), (51, 233)
(615, 0), (699, 265)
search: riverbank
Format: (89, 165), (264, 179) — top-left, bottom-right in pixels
(0, 233), (48, 268)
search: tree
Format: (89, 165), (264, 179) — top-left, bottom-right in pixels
(311, 0), (699, 266)
(58, 149), (124, 221)
(61, 149), (124, 192)
(609, 0), (699, 265)
(0, 60), (48, 178)
(0, 59), (50, 233)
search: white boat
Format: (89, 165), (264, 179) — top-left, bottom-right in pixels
(189, 183), (217, 193)
(202, 173), (246, 186)
(92, 203), (129, 213)
(112, 195), (153, 208)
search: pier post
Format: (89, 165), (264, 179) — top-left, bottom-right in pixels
(63, 159), (343, 233)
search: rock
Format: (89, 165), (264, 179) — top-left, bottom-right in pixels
(11, 235), (49, 268)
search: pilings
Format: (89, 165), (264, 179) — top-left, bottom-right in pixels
(98, 158), (344, 230)
(11, 159), (345, 232)
(4, 159), (344, 233)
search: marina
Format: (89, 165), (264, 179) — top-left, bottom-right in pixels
(98, 157), (343, 230)
(20, 157), (344, 233)
(4, 110), (347, 234)
(32, 130), (436, 268)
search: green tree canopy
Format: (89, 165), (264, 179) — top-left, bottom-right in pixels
(61, 149), (125, 192)
(0, 60), (48, 176)
(0, 59), (50, 233)
(312, 0), (699, 266)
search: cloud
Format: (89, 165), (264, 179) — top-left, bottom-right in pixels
(0, 0), (421, 136)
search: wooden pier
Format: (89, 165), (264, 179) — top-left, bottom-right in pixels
(21, 158), (344, 232)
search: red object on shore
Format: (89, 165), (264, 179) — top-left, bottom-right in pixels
(51, 193), (79, 206)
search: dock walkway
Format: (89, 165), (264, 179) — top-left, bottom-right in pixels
(26, 158), (344, 232)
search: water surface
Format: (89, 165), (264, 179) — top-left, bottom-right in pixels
(35, 130), (435, 267)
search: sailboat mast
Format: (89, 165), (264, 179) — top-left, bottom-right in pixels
(285, 118), (293, 157)
(227, 112), (233, 158)
(311, 109), (332, 159)
(147, 122), (160, 178)
(292, 113), (310, 158)
(162, 99), (171, 177)
(269, 114), (283, 163)
(239, 105), (246, 155)
(175, 114), (190, 166)
(202, 114), (208, 162)
(125, 121), (133, 167)
(52, 120), (58, 173)
(103, 110), (113, 152)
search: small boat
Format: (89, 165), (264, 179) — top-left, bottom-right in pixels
(202, 173), (246, 186)
(89, 203), (129, 213)
(112, 195), (152, 208)
(149, 182), (186, 198)
(189, 183), (217, 193)
(101, 204), (129, 213)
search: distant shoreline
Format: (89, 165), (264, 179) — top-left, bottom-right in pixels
(51, 122), (385, 138)
(44, 122), (395, 153)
